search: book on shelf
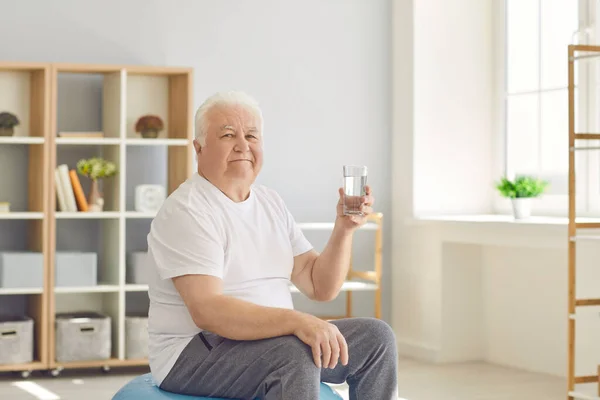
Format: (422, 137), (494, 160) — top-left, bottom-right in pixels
(57, 131), (104, 138)
(69, 170), (88, 211)
(55, 164), (87, 212)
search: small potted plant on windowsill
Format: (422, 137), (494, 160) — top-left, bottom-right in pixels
(77, 157), (118, 212)
(135, 115), (164, 139)
(0, 112), (19, 136)
(495, 175), (549, 219)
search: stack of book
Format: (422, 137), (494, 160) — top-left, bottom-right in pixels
(54, 164), (88, 212)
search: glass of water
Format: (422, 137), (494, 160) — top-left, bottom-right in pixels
(343, 165), (368, 215)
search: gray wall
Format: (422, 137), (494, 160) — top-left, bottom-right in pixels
(0, 0), (392, 321)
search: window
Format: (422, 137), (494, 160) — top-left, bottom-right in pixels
(500, 0), (596, 215)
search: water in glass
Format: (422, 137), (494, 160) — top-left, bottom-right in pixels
(343, 166), (367, 215)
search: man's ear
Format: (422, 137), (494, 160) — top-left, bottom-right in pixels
(193, 139), (202, 154)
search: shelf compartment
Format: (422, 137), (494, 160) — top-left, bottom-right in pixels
(125, 69), (193, 195)
(0, 294), (48, 369)
(55, 218), (122, 287)
(55, 69), (124, 139)
(0, 143), (47, 213)
(125, 70), (191, 141)
(125, 146), (167, 213)
(0, 218), (46, 263)
(52, 291), (122, 365)
(124, 292), (148, 361)
(55, 144), (122, 213)
(125, 219), (151, 290)
(0, 65), (49, 140)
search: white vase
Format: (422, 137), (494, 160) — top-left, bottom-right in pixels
(511, 198), (532, 219)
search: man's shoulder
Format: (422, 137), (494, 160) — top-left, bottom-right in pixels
(154, 179), (217, 223)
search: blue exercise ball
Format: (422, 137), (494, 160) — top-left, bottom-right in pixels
(112, 373), (343, 400)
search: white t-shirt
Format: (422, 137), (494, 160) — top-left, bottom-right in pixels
(146, 172), (313, 386)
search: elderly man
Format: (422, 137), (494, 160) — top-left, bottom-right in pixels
(146, 91), (398, 400)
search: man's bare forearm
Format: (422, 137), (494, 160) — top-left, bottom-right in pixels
(193, 295), (307, 341)
(311, 219), (354, 301)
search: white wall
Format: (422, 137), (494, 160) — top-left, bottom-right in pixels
(392, 0), (597, 377)
(413, 0), (494, 216)
(0, 0), (393, 320)
(392, 0), (496, 362)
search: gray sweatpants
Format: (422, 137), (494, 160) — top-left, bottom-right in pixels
(159, 317), (398, 400)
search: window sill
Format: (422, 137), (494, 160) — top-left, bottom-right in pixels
(402, 214), (596, 248)
(407, 214), (575, 226)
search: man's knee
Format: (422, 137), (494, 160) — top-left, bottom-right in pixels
(355, 317), (397, 351)
(275, 336), (320, 377)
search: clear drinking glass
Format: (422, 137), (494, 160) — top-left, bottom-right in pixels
(343, 165), (368, 215)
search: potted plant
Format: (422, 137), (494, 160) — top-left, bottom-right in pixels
(76, 157), (118, 212)
(135, 115), (164, 139)
(495, 175), (549, 219)
(0, 112), (19, 136)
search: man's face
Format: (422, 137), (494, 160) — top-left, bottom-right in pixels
(195, 104), (263, 187)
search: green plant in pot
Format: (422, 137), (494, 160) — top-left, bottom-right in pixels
(135, 115), (164, 139)
(77, 157), (117, 212)
(495, 175), (549, 219)
(0, 112), (19, 137)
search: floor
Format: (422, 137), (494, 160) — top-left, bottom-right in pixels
(0, 357), (584, 400)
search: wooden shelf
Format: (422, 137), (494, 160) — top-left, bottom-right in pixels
(0, 287), (44, 295)
(125, 138), (189, 146)
(55, 211), (121, 219)
(0, 361), (46, 372)
(124, 211), (156, 219)
(0, 137), (44, 144)
(0, 212), (44, 219)
(298, 222), (379, 230)
(56, 137), (121, 145)
(54, 358), (127, 369)
(289, 281), (379, 294)
(125, 284), (149, 292)
(566, 45), (600, 399)
(54, 285), (120, 294)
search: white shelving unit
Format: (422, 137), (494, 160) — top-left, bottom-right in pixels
(45, 63), (194, 374)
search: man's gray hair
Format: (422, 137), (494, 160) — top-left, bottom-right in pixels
(194, 91), (263, 146)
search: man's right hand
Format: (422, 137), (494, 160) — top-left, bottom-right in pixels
(292, 313), (349, 369)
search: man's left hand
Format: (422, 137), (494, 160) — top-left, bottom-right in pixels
(335, 185), (375, 232)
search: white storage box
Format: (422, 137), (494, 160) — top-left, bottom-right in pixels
(55, 312), (111, 362)
(0, 252), (43, 289)
(55, 252), (97, 287)
(125, 315), (148, 359)
(126, 252), (149, 284)
(0, 315), (33, 365)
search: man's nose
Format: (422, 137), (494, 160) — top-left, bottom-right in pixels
(233, 136), (250, 152)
